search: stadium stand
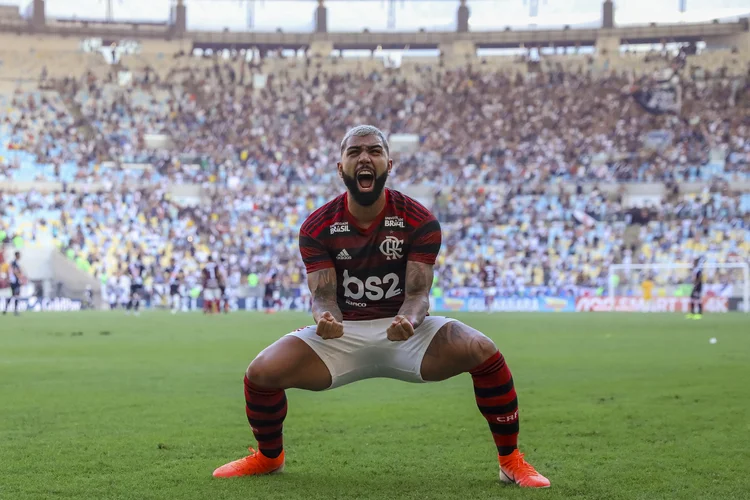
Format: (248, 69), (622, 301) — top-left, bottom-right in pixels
(1, 29), (749, 308)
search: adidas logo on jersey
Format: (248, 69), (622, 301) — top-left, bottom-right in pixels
(336, 249), (352, 260)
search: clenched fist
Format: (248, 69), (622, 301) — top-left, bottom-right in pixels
(316, 311), (344, 339)
(387, 315), (414, 342)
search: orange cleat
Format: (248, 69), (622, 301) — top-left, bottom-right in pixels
(212, 447), (285, 478)
(499, 450), (550, 488)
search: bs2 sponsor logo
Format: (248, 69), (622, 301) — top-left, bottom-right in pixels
(342, 270), (402, 301)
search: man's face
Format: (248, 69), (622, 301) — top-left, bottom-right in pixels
(338, 134), (392, 207)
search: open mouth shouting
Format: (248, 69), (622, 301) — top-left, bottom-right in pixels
(356, 168), (376, 192)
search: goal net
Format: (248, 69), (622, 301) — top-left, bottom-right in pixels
(605, 262), (749, 313)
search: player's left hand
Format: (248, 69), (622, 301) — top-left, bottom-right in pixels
(387, 315), (414, 342)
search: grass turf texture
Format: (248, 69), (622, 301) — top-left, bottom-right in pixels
(1, 312), (749, 500)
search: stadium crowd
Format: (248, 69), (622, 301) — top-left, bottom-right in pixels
(1, 53), (749, 300)
(5, 54), (745, 187)
(435, 182), (749, 293)
(2, 178), (748, 298)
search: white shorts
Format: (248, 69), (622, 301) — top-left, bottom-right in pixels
(203, 288), (220, 301)
(287, 316), (455, 389)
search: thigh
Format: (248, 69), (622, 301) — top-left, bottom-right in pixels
(419, 320), (498, 382)
(251, 332), (333, 391)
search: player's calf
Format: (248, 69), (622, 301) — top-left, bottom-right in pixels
(420, 321), (549, 488)
(213, 336), (332, 478)
(243, 375), (287, 459)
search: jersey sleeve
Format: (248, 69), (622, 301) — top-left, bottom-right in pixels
(299, 229), (334, 274)
(409, 215), (442, 265)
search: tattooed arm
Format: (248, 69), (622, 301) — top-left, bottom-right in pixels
(387, 261), (433, 341)
(300, 223), (341, 322)
(398, 261), (434, 329)
(307, 267), (342, 323)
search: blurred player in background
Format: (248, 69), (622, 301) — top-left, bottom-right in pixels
(641, 275), (654, 312)
(225, 261), (242, 313)
(177, 270), (187, 312)
(202, 256), (224, 314)
(219, 257), (230, 314)
(107, 272), (120, 310)
(213, 125), (550, 488)
(3, 251), (23, 316)
(481, 259), (498, 312)
(263, 270), (279, 314)
(127, 255), (146, 315)
(687, 257), (704, 320)
(83, 285), (94, 310)
(119, 267), (132, 311)
(166, 258), (183, 314)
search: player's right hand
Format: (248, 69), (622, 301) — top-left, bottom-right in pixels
(316, 311), (344, 339)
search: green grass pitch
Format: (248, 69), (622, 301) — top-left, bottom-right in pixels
(1, 312), (749, 500)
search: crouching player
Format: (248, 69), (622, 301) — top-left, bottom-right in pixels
(212, 126), (549, 487)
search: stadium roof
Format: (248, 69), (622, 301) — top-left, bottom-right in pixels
(12, 0), (750, 32)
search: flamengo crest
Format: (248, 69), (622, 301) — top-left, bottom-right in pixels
(379, 236), (403, 260)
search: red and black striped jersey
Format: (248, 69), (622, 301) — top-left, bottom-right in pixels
(299, 188), (441, 321)
(202, 262), (223, 287)
(481, 265), (497, 287)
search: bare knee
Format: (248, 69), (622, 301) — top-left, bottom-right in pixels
(245, 336), (332, 391)
(245, 353), (283, 389)
(470, 333), (498, 367)
(422, 321), (499, 380)
(444, 321), (498, 367)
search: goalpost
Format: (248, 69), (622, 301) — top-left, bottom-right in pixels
(607, 262), (750, 313)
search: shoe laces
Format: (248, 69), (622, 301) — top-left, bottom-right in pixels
(231, 447), (261, 469)
(505, 452), (538, 476)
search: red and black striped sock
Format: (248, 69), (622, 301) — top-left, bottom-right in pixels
(244, 375), (286, 459)
(471, 351), (519, 456)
